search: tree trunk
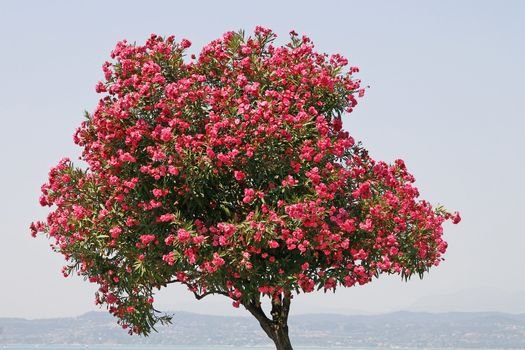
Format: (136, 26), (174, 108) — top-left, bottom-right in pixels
(244, 293), (294, 350)
(272, 322), (293, 350)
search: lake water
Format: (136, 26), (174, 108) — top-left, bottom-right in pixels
(0, 346), (498, 350)
(0, 347), (384, 350)
(0, 346), (391, 350)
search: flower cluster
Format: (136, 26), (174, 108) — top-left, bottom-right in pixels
(31, 27), (459, 335)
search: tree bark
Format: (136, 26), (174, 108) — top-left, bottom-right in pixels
(244, 293), (293, 350)
(272, 323), (293, 350)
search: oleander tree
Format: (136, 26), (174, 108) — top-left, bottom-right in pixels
(31, 27), (460, 350)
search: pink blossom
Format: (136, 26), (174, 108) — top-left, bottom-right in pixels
(140, 234), (156, 245)
(110, 226), (122, 239)
(268, 240), (279, 249)
(212, 252), (225, 266)
(164, 234), (175, 246)
(243, 188), (255, 203)
(160, 127), (173, 142)
(159, 213), (175, 222)
(234, 170), (246, 181)
(177, 228), (190, 242)
(452, 212), (461, 224)
(180, 39), (192, 48)
(163, 251), (175, 265)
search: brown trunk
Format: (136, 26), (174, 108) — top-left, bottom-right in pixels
(272, 323), (293, 350)
(244, 293), (293, 350)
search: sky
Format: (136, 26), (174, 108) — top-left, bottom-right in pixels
(0, 0), (524, 319)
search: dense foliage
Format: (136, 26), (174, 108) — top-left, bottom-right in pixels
(32, 27), (459, 338)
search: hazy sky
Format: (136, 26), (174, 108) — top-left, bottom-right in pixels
(1, 0), (524, 319)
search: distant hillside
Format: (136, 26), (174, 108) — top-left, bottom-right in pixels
(1, 311), (524, 348)
(407, 288), (525, 314)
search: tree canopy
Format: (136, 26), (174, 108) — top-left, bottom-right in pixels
(32, 27), (459, 348)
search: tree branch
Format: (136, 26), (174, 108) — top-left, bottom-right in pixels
(192, 290), (229, 300)
(271, 293), (282, 321)
(164, 278), (228, 300)
(165, 278), (180, 285)
(243, 298), (274, 339)
(281, 292), (292, 321)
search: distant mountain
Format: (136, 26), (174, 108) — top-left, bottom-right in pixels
(1, 310), (525, 348)
(407, 288), (525, 313)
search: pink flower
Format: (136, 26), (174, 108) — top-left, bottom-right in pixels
(268, 240), (279, 249)
(140, 234), (156, 245)
(110, 226), (122, 239)
(452, 212), (461, 224)
(95, 81), (106, 93)
(243, 188), (255, 203)
(162, 251), (175, 265)
(352, 181), (371, 199)
(164, 234), (175, 246)
(152, 188), (168, 198)
(192, 235), (205, 244)
(119, 152), (136, 163)
(282, 175), (298, 187)
(180, 39), (192, 49)
(212, 252), (225, 266)
(340, 219), (356, 233)
(234, 171), (246, 181)
(177, 228), (191, 242)
(160, 127), (173, 142)
(176, 271), (187, 282)
(359, 219), (374, 232)
(159, 213), (175, 222)
(106, 294), (118, 304)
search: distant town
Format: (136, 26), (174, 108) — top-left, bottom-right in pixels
(1, 311), (524, 348)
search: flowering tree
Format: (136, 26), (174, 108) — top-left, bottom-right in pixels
(31, 27), (460, 350)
